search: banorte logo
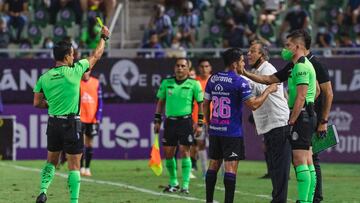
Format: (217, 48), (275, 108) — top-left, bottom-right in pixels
(110, 60), (139, 100)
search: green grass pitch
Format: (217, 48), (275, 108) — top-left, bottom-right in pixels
(0, 160), (359, 203)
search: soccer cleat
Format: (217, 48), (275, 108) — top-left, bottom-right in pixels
(84, 168), (92, 177)
(80, 168), (86, 176)
(190, 171), (196, 179)
(163, 185), (180, 193)
(179, 188), (189, 194)
(35, 192), (47, 203)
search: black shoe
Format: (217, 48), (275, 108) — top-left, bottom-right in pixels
(36, 193), (47, 203)
(259, 173), (271, 179)
(163, 185), (180, 193)
(179, 188), (189, 194)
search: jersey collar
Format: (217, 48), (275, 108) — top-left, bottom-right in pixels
(296, 56), (306, 64)
(306, 52), (314, 60)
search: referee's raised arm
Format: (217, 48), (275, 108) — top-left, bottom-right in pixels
(87, 26), (111, 70)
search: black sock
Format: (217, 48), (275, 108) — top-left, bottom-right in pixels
(191, 157), (197, 170)
(224, 172), (236, 203)
(206, 169), (217, 202)
(80, 153), (84, 168)
(85, 147), (93, 168)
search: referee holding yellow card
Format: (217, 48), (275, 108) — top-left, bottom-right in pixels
(34, 18), (110, 203)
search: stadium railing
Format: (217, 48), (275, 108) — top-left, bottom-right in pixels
(0, 47), (359, 58)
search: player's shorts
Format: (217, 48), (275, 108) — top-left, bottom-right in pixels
(81, 123), (99, 138)
(209, 135), (245, 161)
(46, 115), (83, 154)
(162, 116), (194, 146)
(194, 124), (208, 141)
(289, 110), (316, 150)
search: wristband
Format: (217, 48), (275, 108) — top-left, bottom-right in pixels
(101, 34), (109, 41)
(154, 113), (162, 124)
(320, 119), (328, 124)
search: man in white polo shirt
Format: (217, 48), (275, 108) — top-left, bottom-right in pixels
(247, 41), (291, 203)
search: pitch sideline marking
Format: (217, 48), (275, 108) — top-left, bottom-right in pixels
(0, 163), (213, 202)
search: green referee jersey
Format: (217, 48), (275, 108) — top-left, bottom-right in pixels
(157, 77), (203, 117)
(288, 57), (316, 109)
(33, 59), (90, 115)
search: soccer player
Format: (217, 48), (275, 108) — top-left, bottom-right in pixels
(33, 26), (110, 203)
(154, 58), (203, 194)
(79, 72), (103, 177)
(204, 48), (278, 203)
(240, 29), (318, 203)
(282, 32), (334, 203)
(247, 41), (291, 203)
(191, 58), (212, 177)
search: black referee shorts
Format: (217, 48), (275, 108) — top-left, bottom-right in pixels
(162, 117), (194, 146)
(209, 135), (245, 161)
(289, 111), (316, 150)
(46, 116), (83, 154)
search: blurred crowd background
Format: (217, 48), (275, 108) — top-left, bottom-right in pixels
(0, 0), (360, 58)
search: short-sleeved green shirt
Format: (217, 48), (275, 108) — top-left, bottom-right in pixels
(288, 57), (316, 109)
(157, 77), (203, 117)
(34, 59), (90, 115)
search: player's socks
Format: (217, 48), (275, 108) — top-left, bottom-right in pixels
(85, 147), (93, 168)
(165, 158), (178, 186)
(224, 172), (236, 203)
(198, 150), (208, 176)
(39, 162), (55, 194)
(68, 170), (81, 203)
(80, 154), (84, 168)
(205, 169), (217, 202)
(308, 164), (317, 202)
(295, 165), (310, 202)
(190, 157), (197, 170)
(181, 157), (192, 189)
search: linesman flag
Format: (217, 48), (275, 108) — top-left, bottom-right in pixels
(148, 133), (163, 176)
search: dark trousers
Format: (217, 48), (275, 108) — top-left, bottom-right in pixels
(313, 153), (323, 202)
(263, 125), (291, 203)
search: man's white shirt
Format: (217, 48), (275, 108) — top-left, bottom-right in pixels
(248, 61), (290, 135)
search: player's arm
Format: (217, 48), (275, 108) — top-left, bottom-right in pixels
(154, 99), (165, 134)
(318, 81), (333, 132)
(315, 80), (321, 99)
(33, 92), (48, 109)
(203, 99), (211, 124)
(87, 26), (110, 70)
(288, 85), (307, 125)
(244, 84), (278, 110)
(243, 70), (280, 85)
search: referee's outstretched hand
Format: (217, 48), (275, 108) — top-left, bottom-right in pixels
(101, 26), (110, 38)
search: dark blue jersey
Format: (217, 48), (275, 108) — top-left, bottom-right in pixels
(205, 71), (253, 137)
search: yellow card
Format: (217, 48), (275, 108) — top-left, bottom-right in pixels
(96, 17), (104, 27)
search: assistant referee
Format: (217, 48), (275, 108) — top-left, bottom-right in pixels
(33, 26), (110, 203)
(154, 58), (204, 194)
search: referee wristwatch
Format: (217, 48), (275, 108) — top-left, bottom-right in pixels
(101, 34), (109, 41)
